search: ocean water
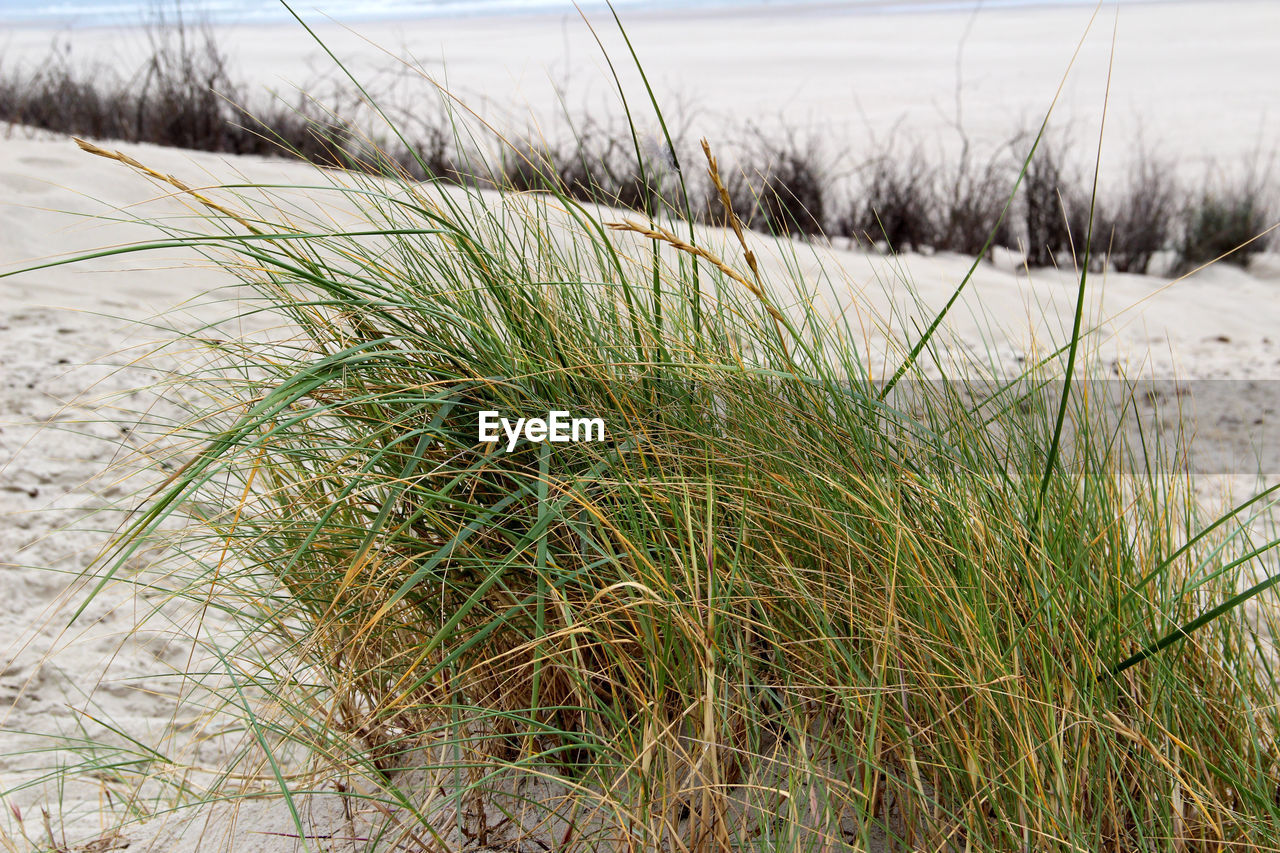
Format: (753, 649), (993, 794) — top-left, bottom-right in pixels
(0, 0), (1151, 27)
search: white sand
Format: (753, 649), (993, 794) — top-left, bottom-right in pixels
(2, 2), (1279, 849)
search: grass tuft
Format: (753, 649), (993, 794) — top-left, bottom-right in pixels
(1178, 169), (1274, 270)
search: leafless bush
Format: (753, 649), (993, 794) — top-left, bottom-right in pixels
(1086, 153), (1179, 274)
(1021, 143), (1086, 268)
(691, 132), (826, 238)
(0, 15), (462, 183)
(496, 136), (557, 193)
(839, 147), (938, 252)
(0, 15), (263, 153)
(558, 123), (670, 213)
(5, 24), (1273, 274)
(496, 122), (675, 215)
(133, 11), (243, 151)
(696, 159), (760, 229)
(937, 147), (1016, 257)
(711, 133), (829, 239)
(0, 41), (139, 142)
(754, 138), (827, 238)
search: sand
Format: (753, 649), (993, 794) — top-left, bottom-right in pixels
(2, 2), (1279, 849)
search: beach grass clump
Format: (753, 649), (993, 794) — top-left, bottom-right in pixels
(1177, 171), (1274, 270)
(40, 77), (1280, 850)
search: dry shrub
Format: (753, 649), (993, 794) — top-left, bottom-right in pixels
(497, 122), (674, 215)
(0, 20), (253, 153)
(559, 123), (672, 213)
(1095, 153), (1180, 274)
(0, 43), (134, 141)
(4, 19), (1272, 276)
(691, 132), (826, 238)
(840, 147), (938, 252)
(499, 137), (560, 192)
(696, 152), (761, 229)
(937, 147), (1016, 257)
(754, 137), (827, 238)
(0, 18), (463, 182)
(1021, 143), (1084, 268)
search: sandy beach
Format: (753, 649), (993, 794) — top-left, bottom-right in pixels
(3, 1), (1280, 849)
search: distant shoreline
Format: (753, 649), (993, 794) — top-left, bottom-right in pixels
(0, 0), (1197, 31)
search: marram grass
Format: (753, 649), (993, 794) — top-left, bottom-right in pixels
(8, 37), (1280, 853)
